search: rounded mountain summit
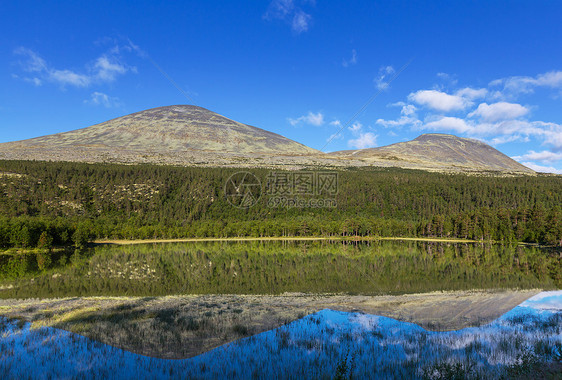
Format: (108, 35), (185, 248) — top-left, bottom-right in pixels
(1, 105), (318, 155)
(0, 105), (534, 174)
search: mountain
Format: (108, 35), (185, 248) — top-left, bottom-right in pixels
(330, 133), (535, 174)
(0, 105), (318, 157)
(0, 106), (534, 174)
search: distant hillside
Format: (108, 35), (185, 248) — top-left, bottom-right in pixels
(330, 134), (534, 174)
(0, 107), (534, 174)
(0, 105), (318, 160)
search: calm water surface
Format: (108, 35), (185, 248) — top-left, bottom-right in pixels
(1, 240), (560, 298)
(0, 291), (560, 379)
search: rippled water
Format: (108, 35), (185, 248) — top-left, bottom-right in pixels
(1, 291), (560, 379)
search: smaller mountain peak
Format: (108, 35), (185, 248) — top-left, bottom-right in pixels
(331, 133), (533, 173)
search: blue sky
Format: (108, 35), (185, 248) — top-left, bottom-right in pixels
(2, 1), (562, 173)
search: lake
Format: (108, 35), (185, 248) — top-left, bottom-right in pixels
(0, 240), (560, 298)
(0, 290), (560, 379)
(0, 240), (560, 378)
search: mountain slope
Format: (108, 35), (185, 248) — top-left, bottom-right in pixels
(0, 107), (534, 174)
(0, 105), (318, 155)
(330, 134), (534, 174)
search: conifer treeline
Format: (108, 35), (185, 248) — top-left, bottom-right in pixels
(0, 160), (560, 248)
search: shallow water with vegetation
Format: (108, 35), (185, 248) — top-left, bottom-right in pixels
(1, 240), (560, 298)
(0, 291), (560, 379)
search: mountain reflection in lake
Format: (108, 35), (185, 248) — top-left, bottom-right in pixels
(1, 291), (560, 379)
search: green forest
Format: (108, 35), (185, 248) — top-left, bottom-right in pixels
(0, 160), (561, 249)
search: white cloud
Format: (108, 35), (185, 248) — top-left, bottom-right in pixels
(288, 111), (324, 126)
(541, 125), (562, 151)
(13, 47), (132, 89)
(418, 116), (562, 151)
(264, 0), (313, 34)
(480, 120), (541, 136)
(408, 87), (487, 113)
(14, 47), (47, 72)
(375, 66), (395, 90)
(424, 116), (473, 134)
(85, 92), (120, 108)
(512, 150), (562, 163)
(408, 90), (471, 112)
(489, 134), (529, 145)
(376, 116), (420, 129)
(264, 0), (294, 19)
(93, 56), (127, 82)
(329, 120), (342, 127)
(348, 132), (377, 149)
(491, 70), (562, 97)
(422, 117), (552, 139)
(380, 70), (562, 158)
(346, 121), (378, 148)
(455, 87), (488, 100)
(348, 121), (363, 134)
(488, 121), (562, 150)
(24, 77), (42, 86)
(535, 71), (562, 87)
(520, 162), (562, 174)
(342, 49), (357, 67)
(291, 10), (311, 33)
(400, 104), (417, 116)
(376, 103), (421, 128)
(50, 69), (91, 87)
(468, 102), (529, 122)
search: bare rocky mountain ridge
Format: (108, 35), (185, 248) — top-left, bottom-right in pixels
(0, 105), (534, 174)
(331, 133), (535, 174)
